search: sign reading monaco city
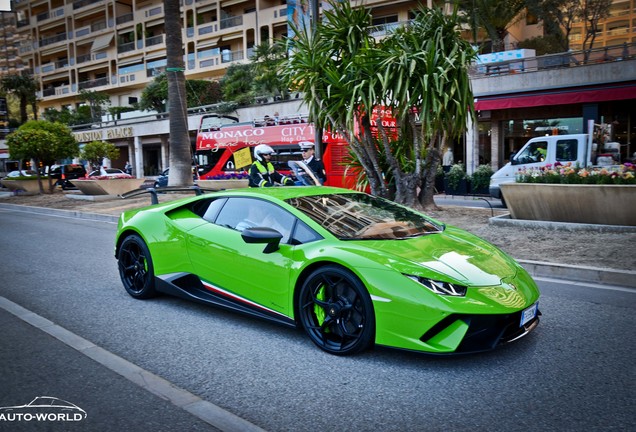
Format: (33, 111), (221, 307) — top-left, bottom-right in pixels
(197, 124), (315, 151)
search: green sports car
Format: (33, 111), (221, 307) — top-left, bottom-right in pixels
(115, 186), (540, 355)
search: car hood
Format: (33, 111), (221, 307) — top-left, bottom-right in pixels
(347, 226), (518, 286)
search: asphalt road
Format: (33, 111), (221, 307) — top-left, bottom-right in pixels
(0, 209), (634, 432)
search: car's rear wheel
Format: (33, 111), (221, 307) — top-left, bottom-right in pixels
(118, 234), (157, 299)
(298, 265), (374, 355)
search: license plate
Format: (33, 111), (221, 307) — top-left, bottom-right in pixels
(520, 302), (538, 327)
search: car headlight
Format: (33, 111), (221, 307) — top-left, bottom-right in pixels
(405, 275), (467, 297)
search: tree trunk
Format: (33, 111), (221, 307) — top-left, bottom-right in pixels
(418, 134), (443, 211)
(164, 0), (193, 186)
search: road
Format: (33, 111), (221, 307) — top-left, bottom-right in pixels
(0, 209), (634, 432)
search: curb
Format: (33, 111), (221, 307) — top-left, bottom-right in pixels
(0, 203), (119, 223)
(518, 260), (636, 289)
(1, 202), (633, 289)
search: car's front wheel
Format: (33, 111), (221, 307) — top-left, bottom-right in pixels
(298, 265), (375, 355)
(118, 234), (157, 299)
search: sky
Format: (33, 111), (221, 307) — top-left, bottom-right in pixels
(0, 0), (10, 12)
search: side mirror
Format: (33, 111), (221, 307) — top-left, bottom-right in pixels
(241, 227), (283, 254)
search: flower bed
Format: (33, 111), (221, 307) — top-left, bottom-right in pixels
(515, 162), (635, 185)
(197, 172), (249, 189)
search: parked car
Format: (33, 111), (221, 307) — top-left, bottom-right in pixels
(154, 168), (169, 188)
(88, 168), (127, 177)
(49, 164), (87, 188)
(115, 187), (541, 356)
(152, 168), (197, 188)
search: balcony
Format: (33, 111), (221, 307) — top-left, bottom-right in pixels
(116, 14), (134, 25)
(145, 34), (164, 47)
(220, 15), (242, 30)
(221, 49), (244, 63)
(118, 42), (136, 54)
(39, 33), (67, 47)
(78, 76), (109, 90)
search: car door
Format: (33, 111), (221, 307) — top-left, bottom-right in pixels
(185, 197), (297, 317)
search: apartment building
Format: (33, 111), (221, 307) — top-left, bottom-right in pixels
(12, 0), (437, 114)
(0, 11), (23, 77)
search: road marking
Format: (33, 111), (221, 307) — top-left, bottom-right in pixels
(533, 276), (636, 293)
(0, 296), (266, 432)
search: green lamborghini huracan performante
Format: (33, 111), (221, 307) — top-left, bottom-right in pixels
(115, 186), (540, 356)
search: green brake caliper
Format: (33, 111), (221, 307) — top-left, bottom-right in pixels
(314, 285), (327, 328)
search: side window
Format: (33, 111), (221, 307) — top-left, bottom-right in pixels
(556, 139), (578, 162)
(191, 197), (227, 222)
(290, 220), (322, 245)
(514, 141), (548, 164)
(215, 197), (297, 244)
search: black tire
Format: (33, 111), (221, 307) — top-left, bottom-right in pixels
(298, 265), (375, 355)
(118, 234), (157, 299)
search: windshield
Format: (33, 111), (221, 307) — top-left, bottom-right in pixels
(287, 193), (443, 240)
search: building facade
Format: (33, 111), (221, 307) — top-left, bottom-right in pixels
(4, 0), (636, 178)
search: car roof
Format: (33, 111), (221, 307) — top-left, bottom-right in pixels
(208, 186), (362, 201)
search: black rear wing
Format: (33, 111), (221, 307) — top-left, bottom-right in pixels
(120, 185), (220, 205)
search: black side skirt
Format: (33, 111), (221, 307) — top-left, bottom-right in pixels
(154, 273), (296, 328)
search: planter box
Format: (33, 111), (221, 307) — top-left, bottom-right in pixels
(0, 179), (50, 195)
(73, 179), (146, 196)
(444, 178), (468, 196)
(196, 179), (249, 189)
(500, 183), (636, 226)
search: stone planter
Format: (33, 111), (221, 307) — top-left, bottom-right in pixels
(0, 179), (50, 195)
(196, 179), (249, 190)
(73, 178), (146, 196)
(500, 183), (636, 226)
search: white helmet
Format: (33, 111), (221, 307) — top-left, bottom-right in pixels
(254, 144), (274, 162)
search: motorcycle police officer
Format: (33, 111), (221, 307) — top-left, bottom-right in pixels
(248, 144), (294, 187)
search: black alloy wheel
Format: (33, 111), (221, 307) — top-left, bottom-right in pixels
(298, 265), (375, 355)
(118, 234), (157, 299)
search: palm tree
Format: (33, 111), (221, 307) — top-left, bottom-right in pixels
(0, 73), (38, 124)
(459, 0), (526, 52)
(163, 0), (192, 186)
(285, 2), (475, 210)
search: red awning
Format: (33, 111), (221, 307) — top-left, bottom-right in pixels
(474, 83), (636, 111)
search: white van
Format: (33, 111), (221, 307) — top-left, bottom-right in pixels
(489, 134), (593, 202)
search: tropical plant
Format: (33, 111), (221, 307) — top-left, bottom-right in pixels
(78, 89), (111, 123)
(284, 2), (476, 210)
(164, 0), (193, 187)
(220, 63), (255, 106)
(79, 140), (120, 171)
(0, 73), (38, 124)
(42, 106), (94, 126)
(5, 120), (79, 193)
(251, 41), (290, 99)
(525, 0), (611, 56)
(457, 0), (526, 52)
(138, 73), (169, 114)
